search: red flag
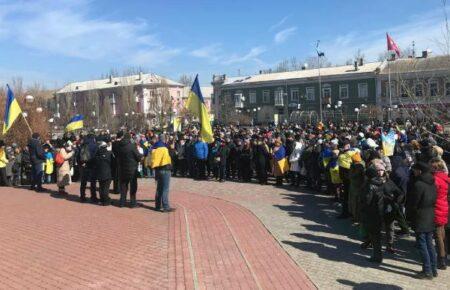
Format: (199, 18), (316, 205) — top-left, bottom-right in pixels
(386, 33), (401, 57)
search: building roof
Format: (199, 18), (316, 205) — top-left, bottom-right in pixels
(182, 86), (213, 99)
(57, 73), (184, 94)
(222, 62), (382, 87)
(379, 55), (450, 74)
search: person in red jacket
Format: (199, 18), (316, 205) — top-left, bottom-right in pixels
(430, 158), (449, 270)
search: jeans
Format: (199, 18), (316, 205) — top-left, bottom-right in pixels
(80, 167), (97, 200)
(416, 232), (437, 274)
(155, 169), (171, 210)
(31, 164), (43, 190)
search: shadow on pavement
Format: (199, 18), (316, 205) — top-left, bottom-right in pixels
(337, 279), (403, 290)
(275, 191), (419, 278)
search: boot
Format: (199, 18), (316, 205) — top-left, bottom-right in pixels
(438, 257), (447, 270)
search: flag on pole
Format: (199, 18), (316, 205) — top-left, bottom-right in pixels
(185, 75), (213, 143)
(173, 117), (182, 132)
(386, 33), (401, 57)
(2, 84), (23, 134)
(65, 114), (84, 132)
(381, 129), (396, 157)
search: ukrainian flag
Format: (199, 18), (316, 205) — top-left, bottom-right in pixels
(3, 84), (23, 135)
(66, 114), (84, 132)
(185, 75), (213, 143)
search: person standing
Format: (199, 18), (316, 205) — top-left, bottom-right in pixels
(272, 140), (287, 186)
(407, 162), (438, 279)
(193, 136), (208, 180)
(430, 158), (449, 270)
(289, 135), (303, 187)
(117, 133), (142, 208)
(254, 137), (269, 185)
(78, 134), (98, 203)
(94, 141), (113, 206)
(28, 133), (46, 192)
(151, 134), (175, 212)
(0, 141), (8, 186)
(55, 141), (74, 195)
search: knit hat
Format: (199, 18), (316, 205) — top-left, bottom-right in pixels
(366, 138), (378, 148)
(372, 159), (386, 171)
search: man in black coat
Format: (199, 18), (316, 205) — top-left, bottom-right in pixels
(111, 131), (124, 194)
(406, 162), (438, 279)
(94, 142), (113, 206)
(27, 133), (46, 192)
(116, 133), (142, 208)
(78, 134), (98, 203)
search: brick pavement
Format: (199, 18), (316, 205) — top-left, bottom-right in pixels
(172, 178), (450, 290)
(0, 181), (314, 289)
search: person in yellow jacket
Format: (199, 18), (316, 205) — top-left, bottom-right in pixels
(0, 140), (9, 186)
(150, 134), (175, 212)
(337, 142), (356, 219)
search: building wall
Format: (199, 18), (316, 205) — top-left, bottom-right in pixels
(219, 77), (377, 123)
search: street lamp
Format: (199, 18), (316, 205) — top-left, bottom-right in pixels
(36, 107), (43, 113)
(25, 95), (34, 103)
(316, 40), (325, 122)
(354, 107), (360, 122)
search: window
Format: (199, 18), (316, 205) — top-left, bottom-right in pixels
(446, 82), (450, 96)
(322, 85), (331, 104)
(339, 84), (349, 99)
(234, 92), (243, 108)
(249, 91), (256, 104)
(429, 81), (438, 97)
(385, 82), (396, 98)
(358, 83), (368, 98)
(177, 91), (181, 97)
(306, 87), (315, 101)
(400, 85), (408, 98)
(415, 83), (423, 97)
(274, 88), (284, 106)
(291, 89), (299, 102)
(262, 90), (270, 103)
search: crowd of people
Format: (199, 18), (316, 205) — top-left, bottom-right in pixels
(0, 119), (449, 280)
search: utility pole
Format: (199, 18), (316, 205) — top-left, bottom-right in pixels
(316, 40), (324, 123)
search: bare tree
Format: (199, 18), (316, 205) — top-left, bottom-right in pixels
(178, 74), (194, 86)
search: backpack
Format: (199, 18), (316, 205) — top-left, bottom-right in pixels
(80, 144), (91, 163)
(55, 152), (65, 167)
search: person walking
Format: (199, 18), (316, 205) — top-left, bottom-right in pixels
(407, 162), (438, 279)
(117, 133), (142, 208)
(151, 134), (175, 212)
(94, 141), (113, 206)
(55, 141), (74, 195)
(28, 133), (46, 192)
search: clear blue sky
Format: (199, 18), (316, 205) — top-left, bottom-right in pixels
(0, 0), (446, 88)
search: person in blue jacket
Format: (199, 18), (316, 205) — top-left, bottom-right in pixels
(193, 135), (208, 180)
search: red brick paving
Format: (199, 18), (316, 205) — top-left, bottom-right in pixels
(0, 180), (315, 289)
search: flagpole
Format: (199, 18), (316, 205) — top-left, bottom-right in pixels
(388, 59), (392, 121)
(21, 114), (33, 136)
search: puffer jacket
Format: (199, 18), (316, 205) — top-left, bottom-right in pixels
(433, 171), (449, 226)
(406, 172), (437, 233)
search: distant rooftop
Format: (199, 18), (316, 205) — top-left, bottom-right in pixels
(222, 61), (382, 86)
(379, 55), (450, 74)
(57, 73), (184, 94)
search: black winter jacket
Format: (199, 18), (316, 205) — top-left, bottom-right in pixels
(94, 147), (112, 181)
(406, 172), (437, 233)
(27, 138), (45, 166)
(116, 139), (142, 180)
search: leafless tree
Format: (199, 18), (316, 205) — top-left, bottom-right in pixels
(178, 74), (194, 86)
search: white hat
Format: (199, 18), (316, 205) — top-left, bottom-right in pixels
(366, 138), (378, 148)
(358, 132), (365, 138)
(331, 139), (339, 145)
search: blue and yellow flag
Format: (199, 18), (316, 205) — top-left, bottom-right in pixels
(3, 84), (23, 134)
(381, 129), (396, 157)
(66, 114), (84, 132)
(185, 75), (213, 143)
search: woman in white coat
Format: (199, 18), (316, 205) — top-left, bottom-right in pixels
(56, 142), (74, 195)
(289, 135), (303, 187)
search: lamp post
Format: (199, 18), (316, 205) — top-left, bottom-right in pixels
(354, 107), (360, 123)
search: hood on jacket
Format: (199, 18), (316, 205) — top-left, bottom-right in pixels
(417, 172), (436, 185)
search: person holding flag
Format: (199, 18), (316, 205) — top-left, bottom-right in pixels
(185, 75), (214, 144)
